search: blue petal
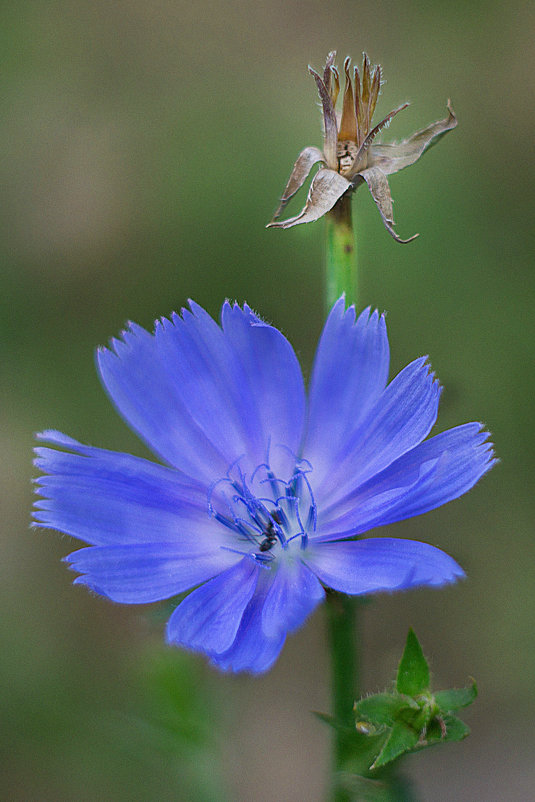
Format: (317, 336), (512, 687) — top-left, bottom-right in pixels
(166, 557), (259, 655)
(316, 423), (495, 540)
(33, 431), (230, 548)
(97, 302), (305, 484)
(64, 543), (240, 603)
(306, 301), (389, 482)
(305, 538), (464, 595)
(168, 557), (322, 674)
(221, 302), (305, 477)
(310, 356), (441, 508)
(261, 560), (325, 638)
(98, 320), (226, 481)
(209, 586), (286, 674)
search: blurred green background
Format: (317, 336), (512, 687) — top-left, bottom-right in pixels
(2, 1), (534, 799)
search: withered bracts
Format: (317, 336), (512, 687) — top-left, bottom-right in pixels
(268, 52), (457, 243)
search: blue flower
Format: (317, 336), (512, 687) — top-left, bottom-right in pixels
(34, 300), (495, 673)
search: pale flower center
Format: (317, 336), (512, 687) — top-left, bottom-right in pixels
(207, 455), (317, 567)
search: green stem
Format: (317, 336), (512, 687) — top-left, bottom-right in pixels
(324, 191), (360, 802)
(326, 593), (360, 802)
(324, 195), (412, 802)
(325, 192), (357, 309)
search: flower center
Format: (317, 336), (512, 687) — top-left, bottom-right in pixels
(337, 140), (359, 175)
(207, 454), (317, 567)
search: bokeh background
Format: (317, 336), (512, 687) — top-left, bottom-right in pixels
(2, 1), (534, 799)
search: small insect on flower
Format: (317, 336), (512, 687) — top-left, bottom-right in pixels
(267, 51), (457, 242)
(259, 512), (282, 553)
(34, 300), (494, 673)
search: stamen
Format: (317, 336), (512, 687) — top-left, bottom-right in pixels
(251, 462), (270, 484)
(306, 506), (316, 532)
(273, 442), (301, 462)
(296, 456), (313, 472)
(225, 453), (247, 480)
(264, 435), (272, 466)
(211, 510), (239, 531)
(207, 474), (235, 515)
(290, 496), (306, 542)
(297, 469), (317, 531)
(273, 492), (296, 508)
(232, 514), (263, 539)
(220, 546), (273, 568)
(272, 503), (290, 531)
(209, 454), (317, 560)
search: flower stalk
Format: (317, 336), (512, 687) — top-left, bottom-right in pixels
(323, 134), (359, 800)
(316, 50), (456, 801)
(326, 593), (361, 802)
(324, 183), (360, 801)
(325, 192), (357, 309)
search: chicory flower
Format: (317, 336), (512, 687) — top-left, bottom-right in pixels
(34, 300), (494, 673)
(268, 52), (457, 242)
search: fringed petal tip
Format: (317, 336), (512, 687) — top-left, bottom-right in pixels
(477, 425), (498, 472)
(458, 422), (497, 471)
(35, 429), (79, 447)
(326, 298), (388, 335)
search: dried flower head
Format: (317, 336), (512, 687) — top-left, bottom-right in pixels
(268, 51), (457, 242)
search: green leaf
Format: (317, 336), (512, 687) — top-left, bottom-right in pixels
(371, 720), (420, 769)
(397, 701), (433, 734)
(349, 630), (477, 774)
(355, 692), (418, 728)
(411, 713), (470, 751)
(440, 714), (471, 743)
(435, 682), (477, 712)
(396, 628), (430, 696)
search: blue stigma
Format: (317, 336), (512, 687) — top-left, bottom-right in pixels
(208, 452), (317, 566)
